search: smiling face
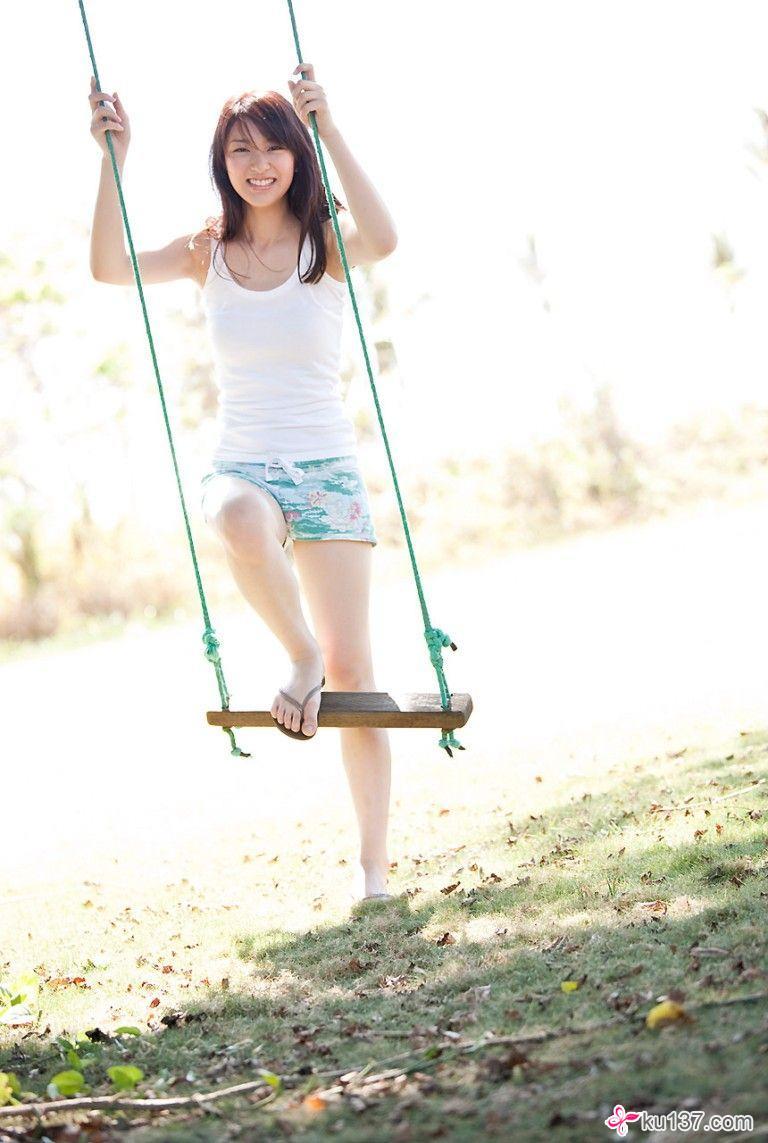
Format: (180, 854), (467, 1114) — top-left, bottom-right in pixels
(224, 118), (296, 205)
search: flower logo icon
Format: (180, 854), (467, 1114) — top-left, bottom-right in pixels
(605, 1104), (641, 1136)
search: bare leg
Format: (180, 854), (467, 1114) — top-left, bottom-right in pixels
(292, 539), (391, 895)
(202, 475), (324, 734)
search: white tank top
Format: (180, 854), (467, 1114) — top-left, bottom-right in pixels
(201, 230), (359, 464)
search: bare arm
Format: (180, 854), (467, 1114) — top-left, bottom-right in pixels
(287, 64), (398, 269)
(321, 127), (398, 261)
(88, 79), (201, 286)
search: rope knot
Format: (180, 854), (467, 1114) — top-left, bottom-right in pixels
(438, 729), (465, 758)
(424, 626), (457, 669)
(223, 726), (251, 759)
(202, 627), (221, 665)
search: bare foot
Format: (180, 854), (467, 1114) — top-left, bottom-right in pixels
(270, 649), (325, 737)
(354, 863), (389, 899)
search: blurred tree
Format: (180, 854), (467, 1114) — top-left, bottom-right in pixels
(519, 234), (550, 312)
(0, 249), (65, 601)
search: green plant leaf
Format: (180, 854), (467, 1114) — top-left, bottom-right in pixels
(257, 1068), (282, 1092)
(0, 974), (38, 1024)
(0, 1072), (21, 1107)
(65, 1049), (82, 1069)
(113, 1025), (141, 1036)
(107, 1065), (144, 1091)
(48, 1070), (89, 1097)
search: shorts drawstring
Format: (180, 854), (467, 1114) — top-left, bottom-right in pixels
(264, 455), (305, 485)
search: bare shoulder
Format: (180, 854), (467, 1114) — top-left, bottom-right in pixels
(186, 221), (219, 288)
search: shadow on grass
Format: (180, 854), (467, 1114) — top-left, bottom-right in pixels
(2, 735), (766, 1140)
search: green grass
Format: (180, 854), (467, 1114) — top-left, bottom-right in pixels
(2, 732), (767, 1140)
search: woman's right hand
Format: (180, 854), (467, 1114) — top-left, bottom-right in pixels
(89, 75), (130, 161)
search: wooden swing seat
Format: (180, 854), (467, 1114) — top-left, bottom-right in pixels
(207, 691), (473, 730)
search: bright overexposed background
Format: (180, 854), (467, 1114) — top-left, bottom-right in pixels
(4, 0), (768, 929)
(6, 0), (768, 457)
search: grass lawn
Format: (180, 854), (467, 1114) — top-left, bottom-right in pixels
(2, 719), (767, 1140)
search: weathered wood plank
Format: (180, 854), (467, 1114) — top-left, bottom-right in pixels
(207, 692), (473, 729)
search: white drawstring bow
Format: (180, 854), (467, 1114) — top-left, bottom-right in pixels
(263, 455), (305, 485)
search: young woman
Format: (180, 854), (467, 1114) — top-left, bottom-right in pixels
(88, 64), (397, 901)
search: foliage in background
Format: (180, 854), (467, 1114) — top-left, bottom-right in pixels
(3, 232), (768, 647)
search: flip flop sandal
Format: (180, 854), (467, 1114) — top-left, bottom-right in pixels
(272, 675), (326, 740)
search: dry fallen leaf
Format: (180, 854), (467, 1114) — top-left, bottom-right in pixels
(640, 899), (668, 915)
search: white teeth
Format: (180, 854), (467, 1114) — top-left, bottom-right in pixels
(247, 178), (275, 186)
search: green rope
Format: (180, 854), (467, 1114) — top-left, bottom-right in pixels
(76, 0), (250, 758)
(284, 0), (464, 755)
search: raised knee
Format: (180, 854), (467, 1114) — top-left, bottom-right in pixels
(211, 499), (275, 557)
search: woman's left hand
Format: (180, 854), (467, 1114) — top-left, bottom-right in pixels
(288, 63), (337, 139)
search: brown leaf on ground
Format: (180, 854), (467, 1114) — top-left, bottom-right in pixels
(160, 1010), (207, 1027)
(736, 966), (766, 982)
(640, 900), (668, 915)
(84, 1026), (113, 1043)
(481, 1047), (530, 1081)
(436, 932), (456, 946)
(343, 957), (372, 975)
(607, 990), (642, 1013)
(379, 974), (410, 991)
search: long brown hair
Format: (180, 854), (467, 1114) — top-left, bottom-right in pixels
(203, 90), (345, 286)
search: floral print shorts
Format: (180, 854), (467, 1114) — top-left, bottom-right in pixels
(200, 453), (377, 548)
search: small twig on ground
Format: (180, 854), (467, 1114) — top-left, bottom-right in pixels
(0, 1082), (278, 1121)
(692, 991), (768, 1011)
(1, 997), (764, 1123)
(0, 1020), (624, 1123)
(324, 1020), (629, 1094)
(653, 778), (765, 814)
